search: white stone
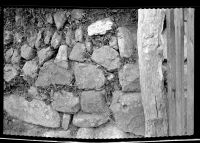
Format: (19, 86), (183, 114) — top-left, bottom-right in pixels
(4, 64), (18, 82)
(54, 45), (68, 62)
(88, 18), (113, 36)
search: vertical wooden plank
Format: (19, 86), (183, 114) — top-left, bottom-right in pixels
(174, 8), (185, 135)
(166, 9), (176, 136)
(186, 8), (194, 135)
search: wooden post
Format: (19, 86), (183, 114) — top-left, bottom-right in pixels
(137, 9), (168, 137)
(174, 8), (185, 135)
(166, 9), (177, 136)
(186, 8), (194, 135)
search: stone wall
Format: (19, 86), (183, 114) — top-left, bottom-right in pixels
(3, 8), (144, 138)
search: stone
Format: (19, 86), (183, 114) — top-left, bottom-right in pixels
(81, 90), (109, 113)
(11, 49), (21, 64)
(107, 73), (115, 81)
(4, 31), (13, 45)
(117, 27), (135, 58)
(62, 114), (71, 130)
(109, 36), (118, 50)
(37, 47), (54, 65)
(4, 94), (60, 128)
(87, 18), (113, 36)
(71, 9), (84, 20)
(28, 86), (38, 97)
(44, 27), (54, 45)
(4, 64), (19, 82)
(118, 63), (141, 92)
(21, 44), (35, 60)
(22, 60), (38, 78)
(5, 48), (14, 63)
(54, 11), (67, 30)
(76, 128), (95, 139)
(75, 26), (83, 42)
(91, 46), (121, 71)
(43, 130), (72, 138)
(27, 30), (37, 47)
(73, 62), (106, 89)
(54, 45), (68, 62)
(72, 112), (109, 128)
(85, 40), (92, 53)
(69, 43), (86, 62)
(55, 61), (69, 69)
(52, 90), (80, 113)
(46, 14), (53, 24)
(110, 91), (145, 136)
(35, 29), (44, 49)
(94, 121), (128, 139)
(35, 63), (73, 87)
(65, 29), (74, 46)
(51, 31), (62, 49)
(14, 33), (23, 43)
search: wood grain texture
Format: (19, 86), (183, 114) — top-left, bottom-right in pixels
(166, 9), (177, 136)
(174, 8), (185, 135)
(137, 9), (168, 137)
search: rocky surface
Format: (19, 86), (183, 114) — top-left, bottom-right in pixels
(11, 49), (21, 64)
(43, 130), (72, 138)
(51, 31), (62, 49)
(35, 63), (73, 87)
(4, 94), (60, 128)
(91, 46), (121, 71)
(62, 114), (71, 130)
(35, 29), (44, 49)
(21, 44), (35, 60)
(75, 26), (83, 42)
(69, 43), (86, 62)
(118, 62), (140, 92)
(4, 64), (19, 82)
(88, 18), (113, 36)
(72, 112), (109, 128)
(5, 48), (14, 63)
(4, 31), (13, 45)
(4, 8), (141, 138)
(54, 45), (68, 62)
(117, 27), (135, 58)
(22, 60), (38, 78)
(110, 91), (145, 136)
(94, 121), (128, 139)
(53, 11), (67, 30)
(76, 128), (95, 139)
(37, 47), (54, 65)
(81, 90), (109, 113)
(52, 90), (80, 113)
(73, 63), (106, 89)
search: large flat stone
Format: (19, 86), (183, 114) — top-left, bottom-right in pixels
(110, 91), (145, 136)
(87, 18), (113, 36)
(4, 94), (60, 128)
(73, 63), (105, 90)
(76, 128), (95, 139)
(43, 130), (72, 138)
(94, 121), (128, 139)
(22, 60), (38, 78)
(118, 63), (140, 92)
(35, 62), (73, 87)
(52, 90), (80, 113)
(72, 112), (109, 128)
(81, 90), (109, 113)
(91, 46), (121, 71)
